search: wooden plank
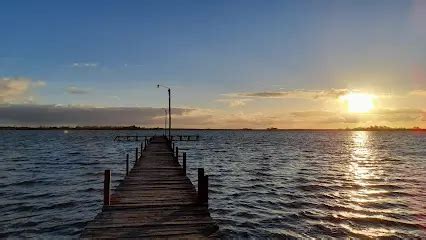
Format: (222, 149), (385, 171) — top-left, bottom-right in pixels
(81, 136), (218, 239)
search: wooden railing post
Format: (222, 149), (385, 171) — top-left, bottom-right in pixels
(175, 147), (179, 161)
(198, 168), (204, 203)
(104, 170), (111, 206)
(140, 142), (143, 156)
(183, 152), (186, 175)
(126, 154), (129, 176)
(204, 175), (209, 206)
(135, 147), (138, 163)
(197, 168), (209, 205)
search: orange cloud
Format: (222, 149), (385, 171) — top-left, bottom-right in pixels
(0, 77), (45, 103)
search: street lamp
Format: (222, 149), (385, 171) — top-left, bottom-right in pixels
(157, 84), (171, 139)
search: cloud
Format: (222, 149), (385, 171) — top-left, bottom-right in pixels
(0, 77), (45, 103)
(72, 62), (98, 68)
(32, 81), (46, 87)
(226, 89), (350, 100)
(0, 104), (195, 126)
(291, 110), (334, 118)
(409, 89), (426, 96)
(289, 108), (426, 125)
(66, 86), (90, 95)
(216, 98), (253, 107)
(371, 108), (425, 122)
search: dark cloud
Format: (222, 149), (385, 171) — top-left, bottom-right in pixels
(290, 108), (425, 125)
(66, 86), (90, 95)
(230, 89), (349, 99)
(371, 109), (424, 122)
(241, 92), (289, 98)
(0, 104), (193, 126)
(291, 110), (334, 118)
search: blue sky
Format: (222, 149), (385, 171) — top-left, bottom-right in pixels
(0, 0), (425, 128)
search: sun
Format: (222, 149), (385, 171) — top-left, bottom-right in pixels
(341, 92), (374, 113)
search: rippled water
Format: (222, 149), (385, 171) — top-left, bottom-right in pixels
(1, 130), (425, 238)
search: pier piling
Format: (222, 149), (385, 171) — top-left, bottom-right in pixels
(140, 142), (143, 156)
(82, 136), (217, 238)
(183, 152), (187, 175)
(103, 170), (111, 206)
(126, 154), (129, 176)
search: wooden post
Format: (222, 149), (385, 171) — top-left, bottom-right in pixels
(172, 143), (175, 152)
(140, 142), (143, 156)
(198, 168), (204, 203)
(126, 154), (129, 176)
(203, 175), (209, 206)
(183, 152), (186, 175)
(135, 147), (138, 162)
(104, 170), (111, 206)
(175, 147), (179, 161)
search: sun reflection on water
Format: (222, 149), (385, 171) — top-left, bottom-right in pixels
(349, 131), (374, 183)
(344, 131), (399, 237)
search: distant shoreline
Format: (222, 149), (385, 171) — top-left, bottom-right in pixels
(0, 126), (424, 131)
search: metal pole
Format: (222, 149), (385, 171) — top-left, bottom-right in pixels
(168, 88), (171, 140)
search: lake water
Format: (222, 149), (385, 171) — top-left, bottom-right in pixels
(0, 130), (425, 238)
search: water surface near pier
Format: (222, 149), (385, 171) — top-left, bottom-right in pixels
(1, 130), (425, 238)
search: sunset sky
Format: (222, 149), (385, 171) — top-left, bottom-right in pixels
(1, 0), (425, 128)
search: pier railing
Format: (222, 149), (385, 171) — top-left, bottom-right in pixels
(103, 136), (209, 207)
(114, 135), (200, 142)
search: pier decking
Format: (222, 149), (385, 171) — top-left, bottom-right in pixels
(81, 136), (218, 239)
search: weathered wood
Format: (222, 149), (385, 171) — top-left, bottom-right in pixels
(198, 168), (205, 204)
(104, 170), (111, 206)
(81, 136), (217, 239)
(183, 152), (187, 175)
(140, 142), (143, 156)
(203, 175), (209, 206)
(126, 154), (129, 176)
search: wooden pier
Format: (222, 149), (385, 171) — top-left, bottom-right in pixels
(114, 135), (200, 142)
(81, 136), (218, 239)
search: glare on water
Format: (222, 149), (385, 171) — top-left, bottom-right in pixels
(0, 130), (424, 238)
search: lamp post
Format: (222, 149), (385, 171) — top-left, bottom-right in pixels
(157, 84), (171, 139)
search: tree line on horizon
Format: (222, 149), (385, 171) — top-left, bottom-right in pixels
(0, 125), (424, 131)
